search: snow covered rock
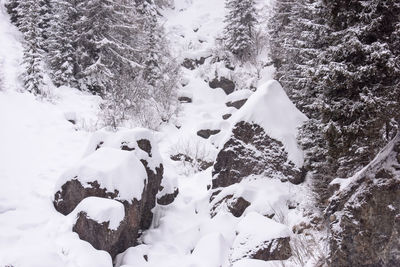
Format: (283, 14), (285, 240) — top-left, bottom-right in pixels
(211, 81), (307, 190)
(225, 89), (253, 109)
(212, 122), (305, 189)
(82, 128), (170, 228)
(326, 133), (400, 267)
(53, 147), (147, 258)
(197, 129), (221, 139)
(208, 76), (236, 95)
(210, 194), (251, 218)
(53, 129), (171, 258)
(54, 147), (147, 214)
(182, 56), (208, 70)
(230, 212), (292, 263)
(70, 197), (129, 259)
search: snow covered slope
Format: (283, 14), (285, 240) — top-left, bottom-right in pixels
(0, 0), (318, 266)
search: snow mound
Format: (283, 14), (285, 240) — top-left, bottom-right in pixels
(56, 147), (147, 202)
(69, 197), (125, 230)
(231, 80), (308, 166)
(230, 212), (291, 261)
(191, 233), (230, 267)
(84, 128), (162, 172)
(225, 89), (253, 103)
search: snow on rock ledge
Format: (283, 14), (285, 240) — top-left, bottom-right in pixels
(56, 147), (147, 206)
(231, 80), (307, 166)
(211, 80), (307, 191)
(230, 212), (292, 263)
(69, 197), (125, 230)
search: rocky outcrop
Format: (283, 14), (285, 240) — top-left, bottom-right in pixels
(212, 121), (305, 190)
(246, 237), (292, 262)
(210, 195), (250, 218)
(71, 198), (139, 259)
(178, 96), (192, 103)
(230, 212), (292, 263)
(197, 129), (221, 139)
(182, 57), (207, 70)
(326, 133), (400, 267)
(53, 129), (169, 259)
(208, 77), (235, 95)
(226, 99), (247, 109)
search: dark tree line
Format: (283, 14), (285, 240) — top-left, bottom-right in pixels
(269, 0), (400, 205)
(5, 0), (179, 129)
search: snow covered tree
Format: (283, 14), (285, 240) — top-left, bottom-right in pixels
(223, 0), (257, 61)
(47, 0), (77, 87)
(5, 0), (20, 26)
(17, 0), (46, 95)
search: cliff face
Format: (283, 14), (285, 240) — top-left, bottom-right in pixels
(326, 133), (400, 267)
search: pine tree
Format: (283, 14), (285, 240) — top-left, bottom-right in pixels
(18, 0), (46, 95)
(47, 0), (77, 87)
(223, 0), (257, 61)
(314, 0), (400, 177)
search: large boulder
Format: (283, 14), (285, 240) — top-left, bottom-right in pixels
(54, 147), (148, 258)
(230, 212), (292, 263)
(212, 121), (305, 189)
(70, 197), (131, 259)
(211, 80), (307, 191)
(54, 129), (173, 259)
(209, 77), (236, 95)
(326, 133), (400, 267)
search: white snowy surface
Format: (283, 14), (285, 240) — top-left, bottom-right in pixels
(0, 0), (315, 266)
(226, 89), (253, 103)
(84, 128), (162, 171)
(230, 212), (291, 262)
(231, 80), (308, 166)
(57, 147), (147, 202)
(0, 1), (23, 92)
(69, 197), (125, 230)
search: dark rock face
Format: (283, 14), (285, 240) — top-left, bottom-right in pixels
(157, 188), (179, 205)
(250, 237), (292, 261)
(178, 96), (192, 103)
(197, 129), (221, 139)
(54, 179), (119, 215)
(209, 77), (235, 95)
(182, 57), (207, 70)
(222, 114), (232, 120)
(212, 121), (305, 190)
(226, 99), (247, 109)
(73, 199), (142, 259)
(326, 134), (400, 267)
(211, 195), (250, 218)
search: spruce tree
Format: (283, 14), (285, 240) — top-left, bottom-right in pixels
(47, 0), (77, 87)
(18, 0), (46, 95)
(223, 0), (257, 61)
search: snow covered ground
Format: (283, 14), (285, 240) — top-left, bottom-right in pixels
(0, 0), (321, 266)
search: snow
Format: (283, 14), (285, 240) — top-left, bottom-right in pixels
(69, 197), (125, 230)
(226, 89), (253, 103)
(230, 212), (291, 262)
(57, 147), (147, 202)
(0, 1), (23, 92)
(230, 80), (308, 166)
(0, 0), (315, 266)
(84, 128), (162, 172)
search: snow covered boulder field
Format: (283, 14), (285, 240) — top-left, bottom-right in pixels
(53, 129), (173, 259)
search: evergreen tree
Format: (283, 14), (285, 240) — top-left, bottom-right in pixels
(17, 0), (46, 95)
(47, 0), (77, 87)
(223, 0), (257, 61)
